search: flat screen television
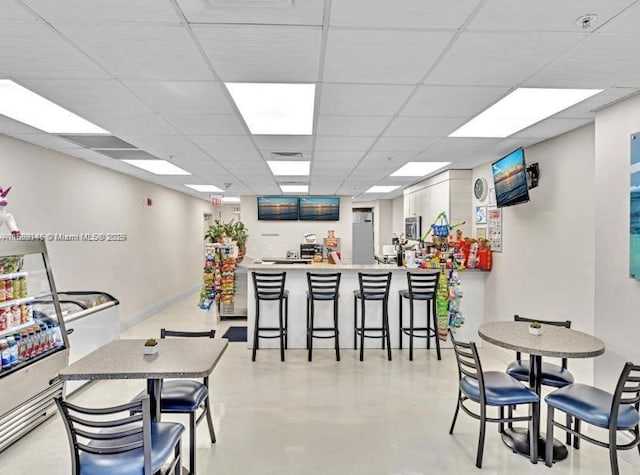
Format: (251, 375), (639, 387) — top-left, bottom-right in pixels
(257, 196), (299, 220)
(298, 197), (340, 221)
(491, 148), (530, 208)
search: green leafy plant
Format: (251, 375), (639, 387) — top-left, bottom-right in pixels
(529, 321), (541, 329)
(144, 338), (158, 347)
(204, 215), (249, 247)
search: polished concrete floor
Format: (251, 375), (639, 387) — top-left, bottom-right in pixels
(1, 294), (638, 474)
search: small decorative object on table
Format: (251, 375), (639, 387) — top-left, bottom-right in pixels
(528, 321), (543, 336)
(144, 338), (159, 355)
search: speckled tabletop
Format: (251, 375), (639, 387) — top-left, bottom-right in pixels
(59, 339), (229, 381)
(478, 321), (605, 358)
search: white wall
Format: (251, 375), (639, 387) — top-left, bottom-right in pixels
(594, 94), (640, 389)
(241, 195), (353, 262)
(0, 134), (211, 320)
(472, 124), (597, 383)
(391, 196), (404, 238)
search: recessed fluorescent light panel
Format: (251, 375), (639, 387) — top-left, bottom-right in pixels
(391, 161), (451, 177)
(185, 184), (223, 192)
(267, 160), (310, 176)
(280, 185), (309, 193)
(449, 88), (603, 138)
(222, 196), (241, 203)
(365, 186), (400, 193)
(0, 80), (109, 134)
(225, 83), (315, 135)
(123, 160), (191, 175)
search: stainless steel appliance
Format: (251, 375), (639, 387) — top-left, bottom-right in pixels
(300, 244), (324, 259)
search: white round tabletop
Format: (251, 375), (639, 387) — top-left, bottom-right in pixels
(478, 321), (605, 358)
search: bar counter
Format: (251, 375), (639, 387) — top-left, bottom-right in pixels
(244, 262), (488, 351)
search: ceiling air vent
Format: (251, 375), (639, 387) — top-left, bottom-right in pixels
(56, 134), (137, 150)
(270, 152), (304, 160)
(95, 150), (160, 160)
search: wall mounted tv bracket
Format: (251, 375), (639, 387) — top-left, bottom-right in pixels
(526, 163), (540, 189)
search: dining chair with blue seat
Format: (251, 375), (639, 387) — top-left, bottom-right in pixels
(56, 396), (183, 475)
(506, 314), (575, 443)
(545, 362), (640, 474)
(449, 330), (540, 468)
(132, 329), (217, 475)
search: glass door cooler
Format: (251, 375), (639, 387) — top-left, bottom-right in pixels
(0, 239), (70, 452)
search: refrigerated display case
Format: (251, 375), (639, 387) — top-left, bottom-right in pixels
(32, 291), (120, 395)
(0, 239), (70, 452)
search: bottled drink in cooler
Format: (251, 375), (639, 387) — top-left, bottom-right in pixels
(0, 339), (10, 369)
(7, 336), (17, 367)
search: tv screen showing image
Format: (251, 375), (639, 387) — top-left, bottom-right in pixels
(257, 196), (299, 220)
(298, 197), (340, 221)
(491, 148), (530, 208)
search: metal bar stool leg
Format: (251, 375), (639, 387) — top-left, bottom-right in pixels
(433, 300), (442, 361)
(334, 298), (340, 362)
(398, 296), (403, 350)
(306, 296), (310, 351)
(278, 298), (285, 362)
(308, 299), (315, 362)
(359, 298), (366, 362)
(409, 298), (415, 361)
(426, 299), (431, 350)
(384, 299), (392, 361)
(252, 299), (260, 362)
(284, 295), (289, 350)
(204, 395), (216, 443)
(189, 412), (196, 475)
(353, 295), (357, 350)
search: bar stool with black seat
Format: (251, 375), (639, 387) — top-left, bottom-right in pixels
(353, 272), (392, 361)
(56, 396), (184, 475)
(398, 271), (440, 361)
(132, 329), (217, 475)
(252, 271), (289, 362)
(545, 362), (640, 475)
(448, 330), (539, 468)
(505, 314), (575, 443)
(306, 272), (341, 362)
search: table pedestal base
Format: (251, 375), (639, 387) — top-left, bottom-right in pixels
(502, 427), (568, 462)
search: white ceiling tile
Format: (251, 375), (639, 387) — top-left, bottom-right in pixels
(400, 85), (511, 117)
(330, 0), (482, 29)
(477, 138), (543, 160)
(510, 118), (593, 139)
(553, 88), (639, 118)
(175, 0), (325, 26)
(469, 0), (635, 32)
(313, 151), (364, 162)
(320, 84), (414, 116)
(164, 114), (247, 135)
(123, 135), (212, 161)
(124, 81), (236, 115)
(189, 135), (257, 151)
(11, 133), (83, 152)
(253, 135), (313, 152)
(87, 113), (179, 137)
(413, 138), (499, 162)
(18, 79), (153, 115)
(315, 136), (376, 151)
(384, 117), (466, 138)
(525, 33), (640, 88)
(598, 1), (640, 35)
(58, 24), (211, 80)
(364, 150), (420, 163)
(209, 149), (263, 163)
(0, 2), (35, 20)
(426, 31), (583, 86)
(316, 115), (390, 136)
(312, 160), (358, 173)
(22, 0), (181, 23)
(194, 25), (322, 82)
(372, 137), (436, 152)
(0, 21), (108, 79)
(324, 29), (454, 84)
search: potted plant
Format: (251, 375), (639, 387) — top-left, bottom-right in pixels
(144, 338), (159, 355)
(205, 217), (226, 243)
(232, 221), (248, 262)
(528, 321), (543, 336)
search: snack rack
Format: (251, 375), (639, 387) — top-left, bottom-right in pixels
(199, 243), (246, 319)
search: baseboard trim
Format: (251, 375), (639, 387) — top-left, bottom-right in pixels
(120, 284), (200, 331)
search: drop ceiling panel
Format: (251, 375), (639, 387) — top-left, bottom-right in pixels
(253, 135), (313, 152)
(194, 25), (322, 82)
(400, 85), (511, 118)
(316, 115), (390, 136)
(12, 133), (83, 152)
(384, 117), (466, 138)
(324, 29), (455, 84)
(0, 2), (36, 20)
(330, 0), (482, 29)
(510, 118), (593, 139)
(174, 0), (325, 26)
(320, 84), (414, 116)
(96, 150), (159, 160)
(88, 113), (179, 137)
(164, 114), (246, 135)
(525, 34), (640, 88)
(372, 137), (436, 152)
(315, 136), (376, 151)
(468, 0), (634, 32)
(552, 88), (638, 118)
(22, 0), (181, 24)
(125, 135), (214, 161)
(313, 151), (364, 163)
(426, 31), (583, 86)
(413, 138), (499, 162)
(58, 24), (211, 80)
(188, 135), (257, 151)
(364, 150), (421, 163)
(123, 81), (236, 115)
(0, 21), (108, 79)
(210, 150), (263, 164)
(59, 135), (136, 149)
(312, 161), (358, 173)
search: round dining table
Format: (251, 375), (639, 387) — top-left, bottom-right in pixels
(478, 321), (605, 462)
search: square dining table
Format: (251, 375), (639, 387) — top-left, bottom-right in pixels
(58, 338), (229, 422)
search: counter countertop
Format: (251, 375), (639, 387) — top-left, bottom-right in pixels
(245, 261), (489, 272)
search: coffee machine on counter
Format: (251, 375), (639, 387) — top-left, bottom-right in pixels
(300, 243), (325, 260)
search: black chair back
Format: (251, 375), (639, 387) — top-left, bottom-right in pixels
(514, 314), (571, 368)
(55, 396), (153, 475)
(611, 362), (640, 429)
(307, 272), (341, 299)
(358, 272), (392, 299)
(161, 329), (215, 339)
(450, 330), (486, 405)
(252, 272), (287, 299)
(407, 271), (439, 298)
